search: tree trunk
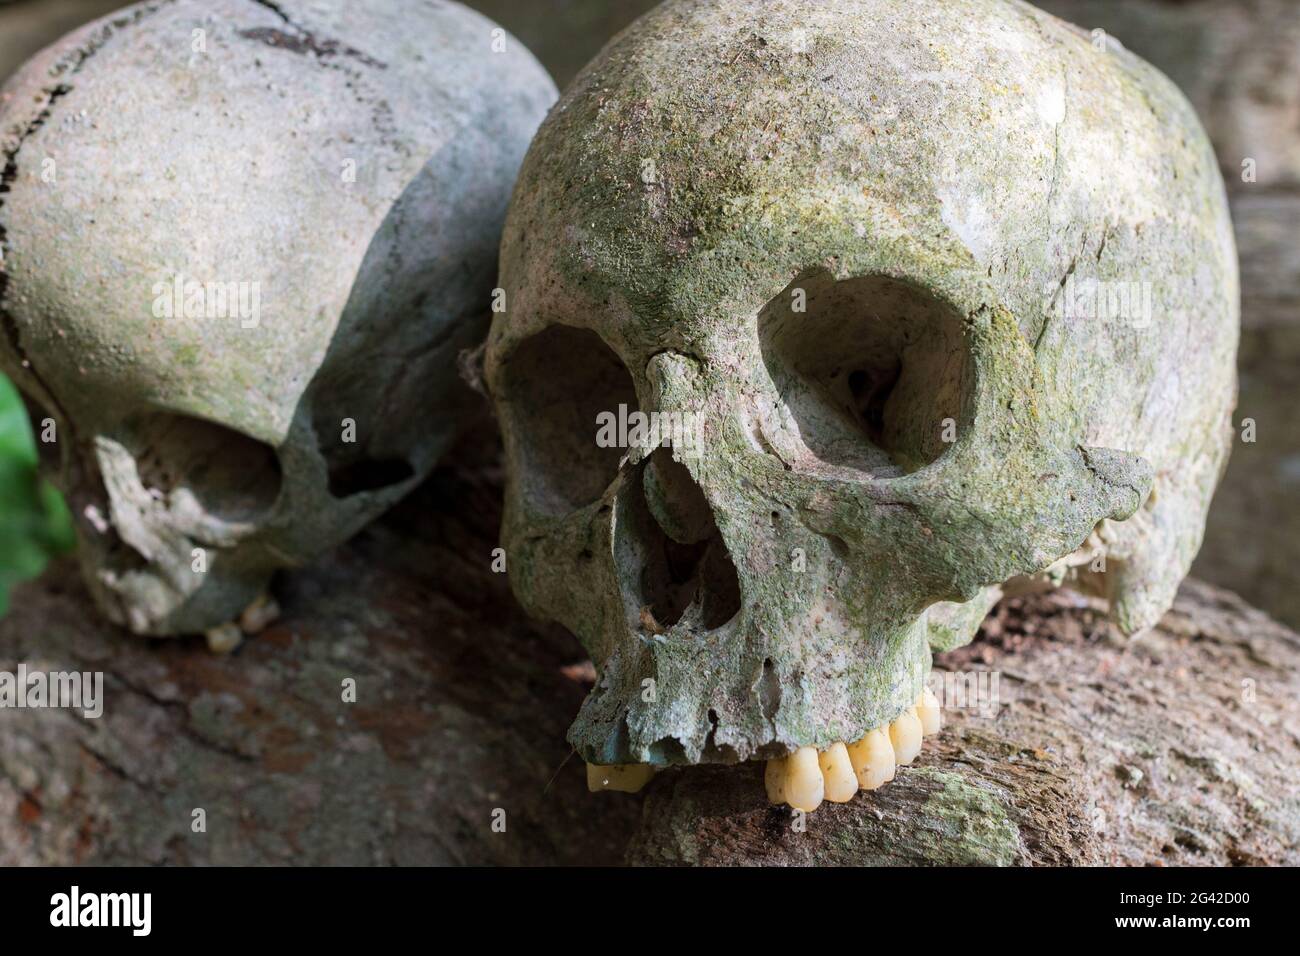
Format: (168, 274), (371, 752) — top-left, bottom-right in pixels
(0, 442), (642, 865)
(2, 447), (1297, 865)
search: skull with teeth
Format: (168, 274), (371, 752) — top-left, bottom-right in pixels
(0, 0), (555, 635)
(485, 0), (1238, 801)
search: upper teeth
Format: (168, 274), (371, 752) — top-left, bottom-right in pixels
(765, 689), (943, 812)
(584, 686), (944, 809)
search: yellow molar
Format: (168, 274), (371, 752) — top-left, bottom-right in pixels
(586, 762), (656, 793)
(889, 708), (924, 765)
(817, 741), (859, 803)
(917, 687), (942, 736)
(784, 746), (825, 812)
(764, 755), (788, 804)
(846, 727), (896, 790)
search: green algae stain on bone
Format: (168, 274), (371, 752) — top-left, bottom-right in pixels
(491, 0), (1239, 766)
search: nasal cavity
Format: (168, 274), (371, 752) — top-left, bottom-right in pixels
(635, 448), (741, 631)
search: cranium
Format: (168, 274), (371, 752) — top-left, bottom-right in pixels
(485, 0), (1237, 804)
(0, 0), (555, 635)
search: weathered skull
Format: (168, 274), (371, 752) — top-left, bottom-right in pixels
(485, 0), (1237, 773)
(0, 0), (555, 635)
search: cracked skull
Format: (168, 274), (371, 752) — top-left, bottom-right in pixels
(0, 0), (556, 635)
(485, 0), (1237, 800)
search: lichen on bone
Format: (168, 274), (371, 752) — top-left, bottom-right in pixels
(485, 0), (1238, 777)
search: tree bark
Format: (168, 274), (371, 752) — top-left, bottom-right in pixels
(2, 448), (1298, 865)
(0, 442), (642, 865)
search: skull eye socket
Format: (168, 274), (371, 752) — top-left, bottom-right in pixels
(311, 413), (416, 500)
(759, 272), (970, 476)
(126, 412), (282, 523)
(500, 325), (637, 515)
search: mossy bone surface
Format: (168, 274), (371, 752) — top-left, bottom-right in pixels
(0, 0), (557, 635)
(485, 0), (1238, 767)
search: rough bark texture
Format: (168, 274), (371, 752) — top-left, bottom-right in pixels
(629, 581), (1300, 866)
(0, 440), (642, 865)
(3, 443), (1297, 865)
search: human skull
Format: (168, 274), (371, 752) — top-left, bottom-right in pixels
(0, 0), (555, 635)
(485, 0), (1237, 771)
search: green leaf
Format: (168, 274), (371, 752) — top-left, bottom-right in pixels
(0, 374), (74, 616)
(0, 374), (36, 465)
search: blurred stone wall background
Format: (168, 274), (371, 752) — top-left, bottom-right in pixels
(1, 0), (1295, 624)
